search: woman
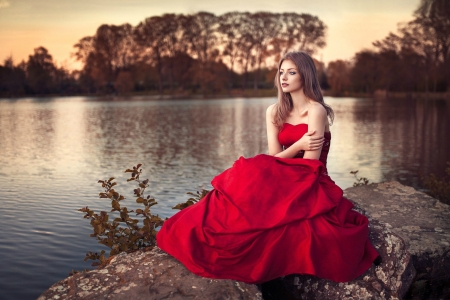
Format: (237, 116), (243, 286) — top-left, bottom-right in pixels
(156, 51), (378, 284)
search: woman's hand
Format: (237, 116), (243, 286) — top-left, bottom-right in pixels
(295, 130), (324, 151)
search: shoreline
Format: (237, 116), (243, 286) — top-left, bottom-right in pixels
(1, 89), (450, 101)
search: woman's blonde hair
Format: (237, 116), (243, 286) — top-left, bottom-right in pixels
(273, 51), (334, 129)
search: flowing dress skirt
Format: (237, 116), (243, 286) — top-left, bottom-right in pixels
(157, 154), (378, 284)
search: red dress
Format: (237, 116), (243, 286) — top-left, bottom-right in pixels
(156, 123), (378, 284)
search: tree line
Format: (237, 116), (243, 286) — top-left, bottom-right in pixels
(0, 11), (327, 96)
(0, 0), (448, 97)
(327, 0), (450, 95)
(0, 47), (79, 96)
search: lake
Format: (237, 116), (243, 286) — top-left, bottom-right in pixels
(0, 95), (449, 299)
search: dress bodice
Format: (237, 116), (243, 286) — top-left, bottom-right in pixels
(278, 123), (331, 166)
(158, 126), (378, 284)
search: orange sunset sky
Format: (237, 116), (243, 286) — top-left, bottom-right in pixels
(0, 0), (420, 70)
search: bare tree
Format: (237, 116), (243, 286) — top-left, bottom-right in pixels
(280, 13), (327, 55)
(134, 17), (167, 93)
(250, 12), (283, 91)
(218, 12), (251, 92)
(414, 0), (450, 90)
(373, 0), (450, 93)
(181, 12), (220, 93)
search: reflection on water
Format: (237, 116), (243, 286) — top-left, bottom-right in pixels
(0, 96), (448, 299)
(345, 96), (449, 187)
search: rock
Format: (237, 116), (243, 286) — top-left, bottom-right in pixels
(41, 181), (447, 299)
(38, 247), (262, 300)
(344, 181), (450, 299)
(261, 216), (416, 300)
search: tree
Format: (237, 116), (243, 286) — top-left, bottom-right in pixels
(350, 51), (380, 93)
(372, 0), (450, 92)
(134, 14), (187, 93)
(327, 60), (351, 95)
(414, 0), (450, 90)
(165, 52), (195, 92)
(415, 0), (450, 65)
(0, 56), (26, 96)
(134, 17), (166, 93)
(114, 71), (134, 94)
(234, 17), (257, 91)
(26, 47), (57, 94)
(249, 12), (283, 91)
(218, 12), (251, 91)
(74, 24), (136, 93)
(71, 10), (329, 95)
(280, 13), (327, 55)
(181, 12), (221, 93)
(159, 14), (188, 92)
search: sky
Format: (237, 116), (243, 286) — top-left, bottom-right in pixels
(0, 0), (421, 70)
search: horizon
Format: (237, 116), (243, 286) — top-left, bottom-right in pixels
(0, 0), (420, 70)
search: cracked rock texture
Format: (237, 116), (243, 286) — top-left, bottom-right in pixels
(38, 247), (262, 300)
(345, 181), (450, 299)
(262, 215), (415, 300)
(39, 181), (447, 299)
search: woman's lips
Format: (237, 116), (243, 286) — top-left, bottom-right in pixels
(281, 83), (288, 87)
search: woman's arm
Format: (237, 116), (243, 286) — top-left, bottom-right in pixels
(266, 104), (324, 158)
(302, 104), (327, 160)
(266, 104), (284, 155)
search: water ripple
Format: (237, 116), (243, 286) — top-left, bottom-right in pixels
(0, 96), (449, 299)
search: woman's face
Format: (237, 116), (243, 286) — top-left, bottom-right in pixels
(279, 59), (302, 93)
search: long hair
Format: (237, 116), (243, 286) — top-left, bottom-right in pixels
(273, 51), (334, 129)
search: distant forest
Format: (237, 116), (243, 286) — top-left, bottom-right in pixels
(0, 0), (449, 97)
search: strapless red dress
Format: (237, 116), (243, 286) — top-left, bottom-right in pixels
(156, 123), (378, 284)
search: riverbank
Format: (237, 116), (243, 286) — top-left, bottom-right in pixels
(39, 181), (450, 300)
(3, 89), (450, 101)
(323, 89), (450, 100)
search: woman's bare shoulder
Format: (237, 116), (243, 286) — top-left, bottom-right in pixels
(266, 103), (277, 117)
(308, 102), (327, 117)
(266, 103), (277, 112)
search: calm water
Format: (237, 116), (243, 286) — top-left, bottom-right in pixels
(0, 96), (449, 299)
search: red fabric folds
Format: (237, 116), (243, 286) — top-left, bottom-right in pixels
(157, 155), (379, 284)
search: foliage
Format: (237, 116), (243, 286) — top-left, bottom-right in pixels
(79, 164), (165, 266)
(1, 10), (329, 96)
(79, 163), (210, 267)
(0, 48), (80, 96)
(421, 162), (450, 205)
(326, 0), (450, 95)
(3, 1), (449, 96)
(172, 189), (210, 210)
(326, 59), (351, 95)
(350, 170), (370, 187)
(26, 47), (57, 94)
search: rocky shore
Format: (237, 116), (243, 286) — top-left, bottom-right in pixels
(39, 181), (449, 300)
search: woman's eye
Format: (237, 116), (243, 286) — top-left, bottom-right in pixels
(290, 72), (296, 75)
(279, 71), (284, 75)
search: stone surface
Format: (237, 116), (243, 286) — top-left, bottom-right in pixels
(40, 181), (448, 299)
(38, 247), (262, 300)
(262, 215), (416, 300)
(344, 181), (450, 299)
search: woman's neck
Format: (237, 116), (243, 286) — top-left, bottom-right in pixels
(290, 89), (310, 111)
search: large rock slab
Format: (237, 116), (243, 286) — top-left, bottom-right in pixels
(344, 181), (450, 299)
(41, 181), (446, 299)
(38, 247), (262, 300)
(262, 215), (416, 299)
